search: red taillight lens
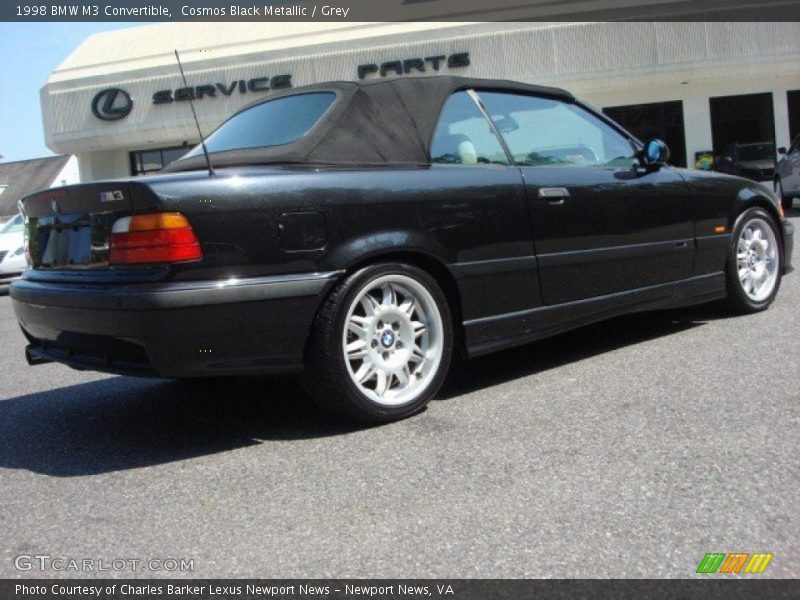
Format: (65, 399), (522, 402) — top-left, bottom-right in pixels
(110, 212), (202, 265)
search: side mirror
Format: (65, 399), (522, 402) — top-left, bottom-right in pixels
(641, 139), (670, 166)
(778, 147), (787, 155)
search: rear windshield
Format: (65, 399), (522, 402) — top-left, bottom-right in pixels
(182, 92), (336, 158)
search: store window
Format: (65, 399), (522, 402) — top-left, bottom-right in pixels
(788, 90), (800, 142)
(129, 146), (189, 176)
(603, 101), (687, 168)
(709, 93), (775, 161)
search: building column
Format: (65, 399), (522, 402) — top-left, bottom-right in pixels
(773, 89), (790, 152)
(77, 150), (131, 182)
(682, 93), (713, 170)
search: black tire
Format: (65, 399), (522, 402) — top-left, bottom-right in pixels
(776, 178), (793, 212)
(304, 262), (453, 423)
(724, 206), (783, 314)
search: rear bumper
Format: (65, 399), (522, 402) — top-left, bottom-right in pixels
(11, 271), (342, 377)
(783, 220), (794, 274)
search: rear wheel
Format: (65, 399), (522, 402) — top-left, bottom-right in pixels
(304, 262), (453, 423)
(775, 178), (793, 212)
(725, 207), (782, 313)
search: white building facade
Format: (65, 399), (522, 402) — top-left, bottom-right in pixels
(40, 21), (800, 181)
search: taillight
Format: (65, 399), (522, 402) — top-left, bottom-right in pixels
(110, 212), (202, 265)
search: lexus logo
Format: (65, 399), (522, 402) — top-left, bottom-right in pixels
(91, 88), (133, 121)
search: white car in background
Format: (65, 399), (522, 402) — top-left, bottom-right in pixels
(0, 214), (26, 286)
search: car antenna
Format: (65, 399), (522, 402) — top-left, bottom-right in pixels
(174, 49), (215, 177)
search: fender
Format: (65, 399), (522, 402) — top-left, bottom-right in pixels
(731, 182), (783, 227)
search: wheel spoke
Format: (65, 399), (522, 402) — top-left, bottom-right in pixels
(360, 294), (380, 316)
(355, 361), (376, 383)
(380, 283), (396, 308)
(348, 315), (369, 338)
(395, 364), (411, 388)
(411, 343), (426, 362)
(398, 297), (416, 317)
(412, 320), (427, 338)
(412, 356), (429, 377)
(346, 339), (368, 359)
(374, 370), (390, 397)
(738, 267), (749, 282)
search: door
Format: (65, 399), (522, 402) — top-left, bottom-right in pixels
(476, 91), (695, 305)
(427, 90), (541, 322)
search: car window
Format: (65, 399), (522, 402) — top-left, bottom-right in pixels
(182, 92), (336, 158)
(790, 135), (800, 154)
(477, 92), (637, 168)
(430, 92), (509, 166)
(0, 214), (23, 234)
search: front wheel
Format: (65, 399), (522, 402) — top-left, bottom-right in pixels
(725, 207), (783, 313)
(304, 262), (453, 423)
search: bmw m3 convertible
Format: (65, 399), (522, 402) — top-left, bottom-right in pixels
(11, 77), (794, 422)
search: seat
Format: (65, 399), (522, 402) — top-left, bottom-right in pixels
(432, 133), (479, 164)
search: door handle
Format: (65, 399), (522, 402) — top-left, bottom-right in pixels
(538, 187), (570, 205)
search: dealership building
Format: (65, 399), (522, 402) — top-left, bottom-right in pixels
(41, 20), (800, 181)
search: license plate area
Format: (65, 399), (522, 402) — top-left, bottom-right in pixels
(32, 213), (116, 270)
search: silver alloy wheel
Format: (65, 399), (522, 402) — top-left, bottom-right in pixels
(736, 217), (779, 302)
(342, 274), (444, 406)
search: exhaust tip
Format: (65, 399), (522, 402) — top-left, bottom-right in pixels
(25, 346), (52, 366)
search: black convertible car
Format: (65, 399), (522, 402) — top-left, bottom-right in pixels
(11, 77), (794, 422)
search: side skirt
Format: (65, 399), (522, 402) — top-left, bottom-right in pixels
(463, 272), (726, 357)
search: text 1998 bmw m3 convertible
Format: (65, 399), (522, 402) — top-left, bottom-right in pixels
(11, 77), (794, 422)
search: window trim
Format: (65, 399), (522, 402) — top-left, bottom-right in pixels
(465, 89), (515, 166)
(428, 88), (513, 167)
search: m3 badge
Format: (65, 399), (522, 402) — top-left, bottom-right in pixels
(99, 190), (125, 203)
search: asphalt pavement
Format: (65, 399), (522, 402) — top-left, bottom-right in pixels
(0, 213), (797, 578)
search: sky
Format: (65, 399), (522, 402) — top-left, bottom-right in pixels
(0, 22), (144, 163)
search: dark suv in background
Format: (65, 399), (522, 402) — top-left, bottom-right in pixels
(775, 135), (800, 211)
(715, 142), (776, 183)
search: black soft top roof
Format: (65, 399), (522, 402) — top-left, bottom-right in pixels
(166, 76), (574, 171)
